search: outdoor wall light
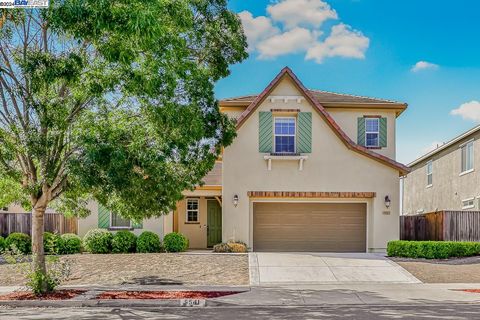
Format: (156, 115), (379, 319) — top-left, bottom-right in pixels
(233, 194), (239, 207)
(384, 195), (391, 208)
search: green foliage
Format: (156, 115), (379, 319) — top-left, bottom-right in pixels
(60, 234), (82, 254)
(83, 229), (113, 254)
(0, 0), (246, 293)
(5, 233), (31, 254)
(163, 232), (189, 253)
(43, 232), (64, 255)
(136, 231), (162, 253)
(112, 231), (137, 253)
(387, 241), (480, 259)
(0, 236), (5, 252)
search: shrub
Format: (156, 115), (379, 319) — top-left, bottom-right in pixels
(5, 232), (31, 254)
(43, 232), (64, 255)
(227, 241), (248, 253)
(83, 229), (113, 254)
(0, 236), (5, 252)
(163, 232), (188, 253)
(60, 234), (82, 254)
(387, 240), (480, 259)
(137, 231), (162, 253)
(213, 242), (232, 253)
(213, 241), (248, 253)
(112, 231), (137, 253)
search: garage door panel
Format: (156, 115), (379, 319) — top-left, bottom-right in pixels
(253, 202), (366, 252)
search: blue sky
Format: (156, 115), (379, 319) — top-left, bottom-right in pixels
(215, 0), (480, 164)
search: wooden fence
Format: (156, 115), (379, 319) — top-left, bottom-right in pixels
(0, 212), (78, 238)
(400, 210), (480, 242)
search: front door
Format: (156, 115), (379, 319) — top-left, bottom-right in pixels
(207, 200), (222, 247)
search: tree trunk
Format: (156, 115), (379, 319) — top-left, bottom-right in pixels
(31, 203), (47, 293)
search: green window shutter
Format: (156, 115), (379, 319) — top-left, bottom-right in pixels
(357, 117), (366, 146)
(132, 220), (143, 229)
(259, 111), (273, 153)
(379, 117), (387, 147)
(98, 204), (110, 228)
(297, 112), (312, 153)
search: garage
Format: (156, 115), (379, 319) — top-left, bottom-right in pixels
(253, 202), (367, 252)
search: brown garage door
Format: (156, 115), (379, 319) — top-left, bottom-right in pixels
(253, 202), (366, 252)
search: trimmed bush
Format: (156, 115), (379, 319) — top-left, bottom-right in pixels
(5, 232), (31, 254)
(112, 231), (137, 253)
(0, 236), (5, 252)
(83, 229), (113, 254)
(136, 231), (162, 253)
(213, 242), (231, 253)
(213, 241), (248, 253)
(163, 232), (188, 253)
(60, 233), (82, 254)
(43, 232), (64, 255)
(387, 240), (480, 259)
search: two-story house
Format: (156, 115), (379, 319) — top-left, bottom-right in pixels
(403, 125), (480, 215)
(161, 67), (409, 252)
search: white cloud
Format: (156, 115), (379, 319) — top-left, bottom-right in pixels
(267, 0), (338, 29)
(239, 1), (369, 64)
(411, 61), (439, 72)
(238, 11), (280, 52)
(305, 23), (369, 63)
(423, 141), (443, 154)
(257, 28), (319, 59)
(450, 100), (480, 122)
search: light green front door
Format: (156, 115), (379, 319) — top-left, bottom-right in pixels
(207, 200), (222, 247)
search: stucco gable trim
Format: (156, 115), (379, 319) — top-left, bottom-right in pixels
(235, 67), (410, 176)
(247, 191), (376, 198)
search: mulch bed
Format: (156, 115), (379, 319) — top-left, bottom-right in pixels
(97, 290), (241, 300)
(456, 289), (480, 294)
(0, 289), (86, 301)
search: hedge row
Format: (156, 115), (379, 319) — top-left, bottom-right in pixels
(0, 230), (188, 255)
(387, 240), (480, 259)
(0, 232), (82, 255)
(83, 229), (188, 254)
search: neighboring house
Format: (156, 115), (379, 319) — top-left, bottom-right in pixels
(403, 125), (480, 215)
(163, 67), (409, 252)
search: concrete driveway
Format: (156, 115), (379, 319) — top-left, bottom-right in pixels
(249, 252), (420, 286)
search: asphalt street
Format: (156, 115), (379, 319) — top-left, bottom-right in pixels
(1, 305), (480, 320)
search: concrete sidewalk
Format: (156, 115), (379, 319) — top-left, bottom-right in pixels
(1, 283), (480, 308)
(249, 252), (420, 286)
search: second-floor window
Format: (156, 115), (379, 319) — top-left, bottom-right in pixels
(274, 117), (296, 153)
(365, 118), (379, 147)
(461, 140), (474, 173)
(426, 161), (433, 186)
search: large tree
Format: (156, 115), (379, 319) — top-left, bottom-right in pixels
(0, 0), (246, 292)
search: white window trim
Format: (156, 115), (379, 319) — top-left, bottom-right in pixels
(462, 197), (475, 210)
(416, 209), (424, 214)
(460, 140), (474, 175)
(426, 161), (433, 188)
(109, 212), (132, 229)
(186, 198), (200, 223)
(273, 117), (296, 154)
(365, 118), (380, 147)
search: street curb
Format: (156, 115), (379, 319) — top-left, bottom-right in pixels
(0, 299), (208, 308)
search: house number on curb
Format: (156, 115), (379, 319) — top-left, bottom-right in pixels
(180, 299), (206, 307)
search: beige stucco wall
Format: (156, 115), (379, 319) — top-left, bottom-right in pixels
(77, 201), (165, 238)
(327, 108), (397, 159)
(175, 197), (208, 249)
(222, 76), (401, 252)
(403, 134), (480, 214)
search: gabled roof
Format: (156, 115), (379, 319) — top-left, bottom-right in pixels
(235, 67), (409, 176)
(220, 84), (408, 116)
